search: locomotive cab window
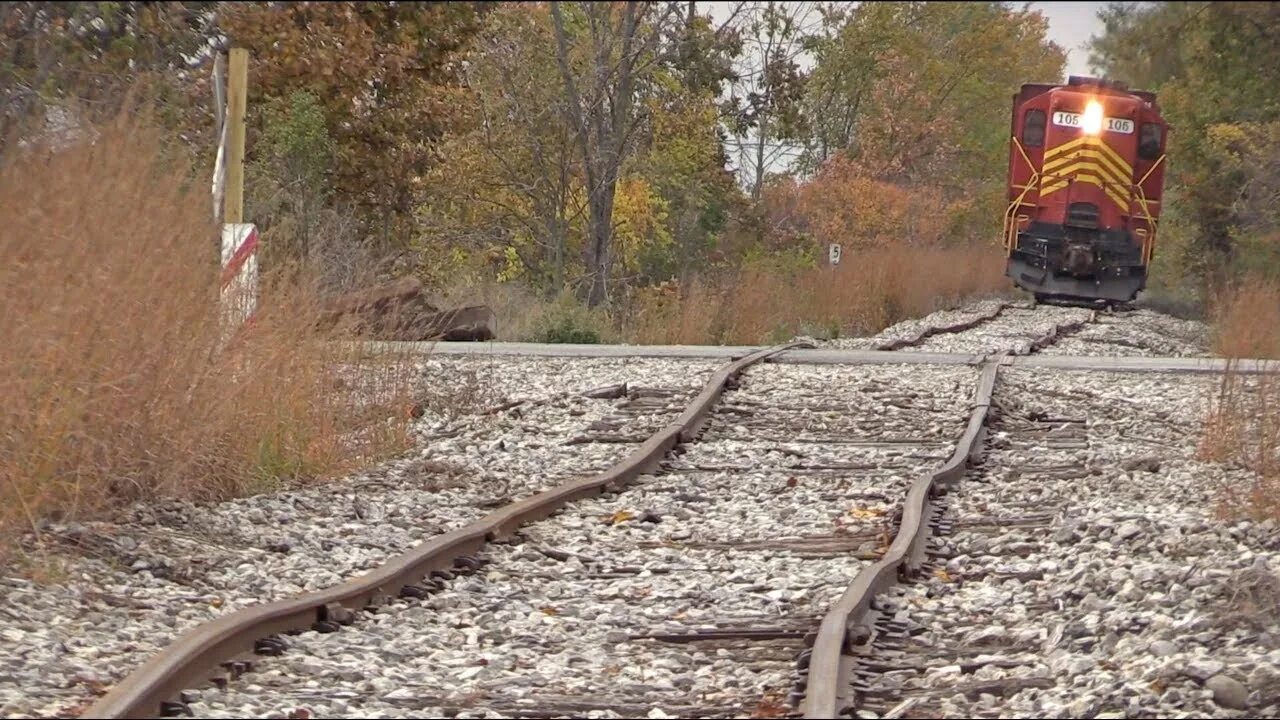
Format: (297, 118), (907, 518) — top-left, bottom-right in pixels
(1023, 109), (1046, 147)
(1139, 123), (1162, 160)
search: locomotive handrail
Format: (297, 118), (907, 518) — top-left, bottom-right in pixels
(1004, 136), (1040, 256)
(1136, 154), (1165, 186)
(1133, 154), (1165, 264)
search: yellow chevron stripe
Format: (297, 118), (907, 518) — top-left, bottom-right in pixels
(1044, 136), (1092, 160)
(1044, 136), (1132, 175)
(1040, 180), (1069, 197)
(1039, 167), (1131, 210)
(1071, 174), (1130, 209)
(1094, 140), (1132, 176)
(1044, 149), (1132, 184)
(1044, 160), (1132, 196)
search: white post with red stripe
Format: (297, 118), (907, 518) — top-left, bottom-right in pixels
(220, 223), (259, 328)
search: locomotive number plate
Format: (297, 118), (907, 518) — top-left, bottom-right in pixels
(1105, 117), (1134, 134)
(1052, 111), (1135, 134)
(1052, 111), (1083, 128)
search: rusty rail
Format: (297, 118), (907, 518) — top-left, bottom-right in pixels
(86, 341), (813, 719)
(800, 359), (1000, 719)
(1018, 310), (1097, 355)
(873, 302), (1017, 351)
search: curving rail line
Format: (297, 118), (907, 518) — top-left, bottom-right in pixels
(872, 303), (1016, 351)
(86, 341), (815, 719)
(797, 311), (1096, 717)
(799, 359), (1000, 718)
(82, 310), (1123, 719)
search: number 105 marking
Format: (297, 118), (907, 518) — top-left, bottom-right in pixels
(1051, 112), (1135, 134)
(1106, 118), (1134, 134)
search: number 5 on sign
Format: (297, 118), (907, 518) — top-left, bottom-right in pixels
(829, 243), (842, 266)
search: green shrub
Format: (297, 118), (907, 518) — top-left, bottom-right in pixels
(530, 293), (613, 344)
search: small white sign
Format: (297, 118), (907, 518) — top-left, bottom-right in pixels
(1105, 117), (1134, 134)
(828, 243), (842, 266)
(220, 223), (259, 330)
(1052, 111), (1134, 134)
(1053, 111), (1082, 128)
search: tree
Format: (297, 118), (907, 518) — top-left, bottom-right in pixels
(549, 1), (687, 307)
(218, 2), (487, 253)
(722, 1), (818, 200)
(799, 2), (1063, 186)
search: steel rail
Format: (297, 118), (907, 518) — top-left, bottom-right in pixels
(800, 359), (1001, 719)
(872, 302), (1017, 351)
(1017, 310), (1098, 355)
(86, 341), (814, 719)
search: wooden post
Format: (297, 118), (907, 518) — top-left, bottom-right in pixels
(224, 48), (249, 224)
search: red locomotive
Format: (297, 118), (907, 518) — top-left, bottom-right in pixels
(1004, 76), (1168, 304)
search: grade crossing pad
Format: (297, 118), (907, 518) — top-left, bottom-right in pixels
(357, 341), (1277, 374)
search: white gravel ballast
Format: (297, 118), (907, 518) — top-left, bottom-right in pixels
(851, 368), (1279, 719)
(826, 301), (1210, 358)
(179, 362), (979, 719)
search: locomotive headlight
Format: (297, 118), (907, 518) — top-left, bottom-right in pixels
(1082, 100), (1104, 135)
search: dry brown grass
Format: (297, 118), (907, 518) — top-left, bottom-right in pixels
(1201, 276), (1280, 520)
(1211, 275), (1280, 360)
(0, 114), (417, 552)
(621, 244), (1009, 345)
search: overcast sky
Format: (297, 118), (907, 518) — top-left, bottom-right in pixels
(1028, 1), (1109, 78)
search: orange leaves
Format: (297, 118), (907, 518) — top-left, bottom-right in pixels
(606, 510), (636, 525)
(763, 155), (955, 253)
(218, 2), (486, 236)
(847, 505), (887, 521)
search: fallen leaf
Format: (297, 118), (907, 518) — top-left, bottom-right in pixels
(607, 510), (636, 525)
(750, 690), (791, 718)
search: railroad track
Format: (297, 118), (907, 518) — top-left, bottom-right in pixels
(799, 367), (1278, 716)
(15, 304), (1274, 719)
(868, 302), (1097, 355)
(175, 358), (983, 719)
(79, 309), (1099, 719)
